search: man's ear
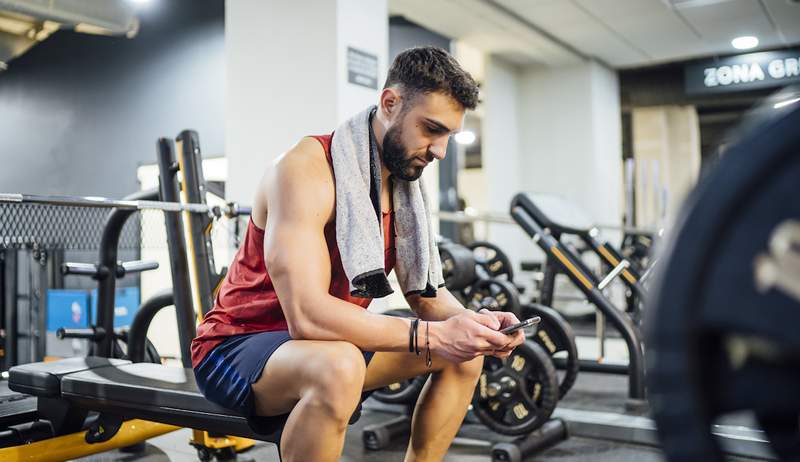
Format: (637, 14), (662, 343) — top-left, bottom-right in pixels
(380, 87), (403, 119)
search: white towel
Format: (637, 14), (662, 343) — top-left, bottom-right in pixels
(329, 105), (444, 298)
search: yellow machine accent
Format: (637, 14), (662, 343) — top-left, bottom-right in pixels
(550, 247), (594, 290)
(0, 420), (179, 462)
(191, 429), (256, 451)
(597, 245), (637, 284)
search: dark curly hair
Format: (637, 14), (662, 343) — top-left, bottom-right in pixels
(384, 47), (479, 111)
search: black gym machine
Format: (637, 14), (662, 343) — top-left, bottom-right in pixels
(510, 193), (647, 404)
(0, 131), (270, 460)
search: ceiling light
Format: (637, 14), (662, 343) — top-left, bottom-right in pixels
(773, 97), (800, 109)
(130, 0), (151, 3)
(455, 130), (476, 145)
(731, 36), (758, 50)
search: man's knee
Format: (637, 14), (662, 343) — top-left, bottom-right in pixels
(304, 341), (366, 422)
(442, 355), (483, 382)
(314, 341), (367, 388)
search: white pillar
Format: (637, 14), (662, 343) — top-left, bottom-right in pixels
(482, 57), (623, 269)
(225, 0), (388, 204)
(482, 57), (529, 266)
(518, 61), (623, 231)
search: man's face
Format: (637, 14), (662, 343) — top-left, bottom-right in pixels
(382, 91), (464, 181)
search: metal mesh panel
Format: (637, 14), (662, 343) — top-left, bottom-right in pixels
(0, 203), (248, 252)
(0, 203), (144, 250)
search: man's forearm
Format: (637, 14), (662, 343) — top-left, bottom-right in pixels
(407, 287), (467, 321)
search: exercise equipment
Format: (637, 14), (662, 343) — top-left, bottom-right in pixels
(467, 241), (514, 283)
(438, 241), (477, 292)
(510, 193), (646, 401)
(1, 131), (269, 460)
(647, 88), (800, 461)
(521, 304), (578, 399)
(0, 189), (179, 458)
(467, 278), (522, 319)
(0, 193), (246, 217)
(472, 340), (558, 436)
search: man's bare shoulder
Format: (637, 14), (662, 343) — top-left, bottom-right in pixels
(271, 137), (331, 182)
(261, 137), (335, 222)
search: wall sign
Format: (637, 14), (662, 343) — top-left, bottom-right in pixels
(685, 49), (800, 95)
(347, 47), (378, 89)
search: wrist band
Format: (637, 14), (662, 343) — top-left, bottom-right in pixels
(414, 318), (420, 356)
(408, 319), (415, 353)
(425, 321), (432, 368)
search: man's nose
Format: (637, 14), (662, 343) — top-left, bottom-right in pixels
(429, 139), (448, 160)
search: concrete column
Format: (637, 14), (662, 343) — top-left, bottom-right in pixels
(482, 57), (527, 264)
(631, 106), (701, 228)
(225, 0), (388, 204)
(518, 61), (623, 231)
(481, 57), (623, 269)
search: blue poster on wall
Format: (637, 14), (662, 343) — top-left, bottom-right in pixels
(46, 290), (90, 332)
(90, 287), (141, 328)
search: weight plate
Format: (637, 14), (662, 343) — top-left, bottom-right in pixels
(472, 341), (558, 436)
(647, 96), (800, 461)
(468, 279), (522, 319)
(371, 375), (428, 405)
(467, 241), (514, 282)
(439, 242), (477, 291)
(522, 304), (578, 399)
(113, 337), (161, 364)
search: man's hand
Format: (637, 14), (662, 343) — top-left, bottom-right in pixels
(479, 309), (526, 358)
(427, 310), (512, 363)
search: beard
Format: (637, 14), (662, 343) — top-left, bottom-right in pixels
(382, 123), (426, 181)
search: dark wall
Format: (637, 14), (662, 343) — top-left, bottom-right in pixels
(0, 0), (224, 198)
(620, 57), (775, 162)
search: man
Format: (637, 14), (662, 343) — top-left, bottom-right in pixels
(191, 47), (525, 462)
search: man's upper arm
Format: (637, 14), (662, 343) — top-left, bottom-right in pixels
(263, 139), (335, 336)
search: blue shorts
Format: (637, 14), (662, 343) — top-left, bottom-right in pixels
(193, 331), (375, 434)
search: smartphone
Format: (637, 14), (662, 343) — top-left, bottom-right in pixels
(500, 317), (541, 335)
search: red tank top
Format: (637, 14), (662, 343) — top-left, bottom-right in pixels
(190, 134), (396, 368)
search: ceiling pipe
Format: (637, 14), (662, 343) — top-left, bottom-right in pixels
(0, 0), (138, 36)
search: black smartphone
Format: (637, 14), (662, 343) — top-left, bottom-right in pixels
(500, 317), (541, 335)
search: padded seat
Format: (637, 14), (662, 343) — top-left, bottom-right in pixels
(514, 193), (594, 236)
(60, 362), (282, 441)
(8, 357), (130, 397)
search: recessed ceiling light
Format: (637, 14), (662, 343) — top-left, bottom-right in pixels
(454, 130), (476, 145)
(731, 36), (758, 50)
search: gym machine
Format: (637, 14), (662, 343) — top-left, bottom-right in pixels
(0, 131), (282, 461)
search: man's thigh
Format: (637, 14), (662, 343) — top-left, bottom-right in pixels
(250, 339), (365, 416)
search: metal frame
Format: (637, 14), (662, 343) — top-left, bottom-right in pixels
(510, 195), (646, 400)
(154, 137), (198, 366)
(175, 130), (221, 318)
(93, 188), (161, 357)
(0, 193), (249, 218)
(2, 249), (16, 368)
(580, 232), (646, 300)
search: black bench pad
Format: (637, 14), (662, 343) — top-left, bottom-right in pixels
(8, 357), (131, 397)
(516, 192), (594, 236)
(60, 362), (281, 441)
